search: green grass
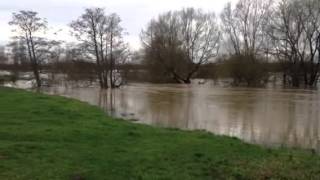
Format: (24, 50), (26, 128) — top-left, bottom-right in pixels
(0, 87), (320, 180)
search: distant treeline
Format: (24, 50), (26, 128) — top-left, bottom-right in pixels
(0, 0), (319, 88)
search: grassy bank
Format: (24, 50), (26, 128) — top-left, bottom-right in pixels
(0, 87), (319, 180)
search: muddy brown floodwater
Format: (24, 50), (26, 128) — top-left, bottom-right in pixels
(40, 83), (320, 151)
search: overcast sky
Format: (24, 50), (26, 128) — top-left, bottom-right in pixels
(0, 0), (238, 50)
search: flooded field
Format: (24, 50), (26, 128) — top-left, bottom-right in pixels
(37, 83), (320, 151)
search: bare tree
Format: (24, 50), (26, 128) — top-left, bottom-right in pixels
(70, 8), (107, 88)
(267, 0), (320, 87)
(180, 8), (221, 83)
(220, 0), (273, 86)
(221, 0), (273, 56)
(105, 13), (129, 88)
(70, 8), (128, 88)
(302, 0), (320, 86)
(9, 11), (47, 87)
(142, 15), (185, 83)
(220, 3), (241, 55)
(141, 8), (220, 84)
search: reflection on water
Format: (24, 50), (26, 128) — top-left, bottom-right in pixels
(39, 83), (320, 151)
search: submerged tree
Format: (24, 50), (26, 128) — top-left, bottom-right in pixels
(141, 8), (220, 84)
(220, 0), (273, 86)
(267, 0), (320, 87)
(9, 11), (47, 87)
(70, 8), (128, 89)
(105, 13), (129, 88)
(70, 8), (107, 88)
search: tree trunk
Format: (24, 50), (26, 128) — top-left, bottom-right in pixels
(27, 32), (41, 88)
(291, 74), (300, 87)
(90, 17), (105, 89)
(283, 73), (287, 85)
(109, 32), (114, 88)
(99, 34), (108, 89)
(309, 74), (317, 87)
(183, 79), (191, 84)
(93, 30), (104, 88)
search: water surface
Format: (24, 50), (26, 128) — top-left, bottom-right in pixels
(39, 83), (320, 151)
